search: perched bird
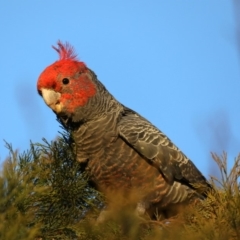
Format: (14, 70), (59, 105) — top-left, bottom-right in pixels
(37, 41), (211, 219)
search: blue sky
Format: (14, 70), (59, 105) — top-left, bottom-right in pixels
(0, 1), (239, 178)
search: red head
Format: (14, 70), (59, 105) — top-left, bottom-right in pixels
(37, 41), (96, 117)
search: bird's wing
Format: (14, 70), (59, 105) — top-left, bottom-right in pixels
(118, 107), (210, 190)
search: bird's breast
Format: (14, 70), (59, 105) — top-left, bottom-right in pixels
(86, 137), (169, 203)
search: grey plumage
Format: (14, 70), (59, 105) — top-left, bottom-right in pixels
(58, 71), (211, 218)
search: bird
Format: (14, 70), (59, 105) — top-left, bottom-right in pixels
(37, 41), (211, 220)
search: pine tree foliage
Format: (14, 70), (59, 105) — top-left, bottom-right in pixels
(0, 132), (102, 240)
(0, 132), (240, 239)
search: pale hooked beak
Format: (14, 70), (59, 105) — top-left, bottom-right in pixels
(41, 88), (62, 113)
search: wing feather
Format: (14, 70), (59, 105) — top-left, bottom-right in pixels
(118, 107), (210, 193)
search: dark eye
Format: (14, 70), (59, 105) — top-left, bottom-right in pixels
(62, 78), (69, 85)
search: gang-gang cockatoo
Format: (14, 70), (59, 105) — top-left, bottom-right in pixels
(37, 41), (211, 220)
